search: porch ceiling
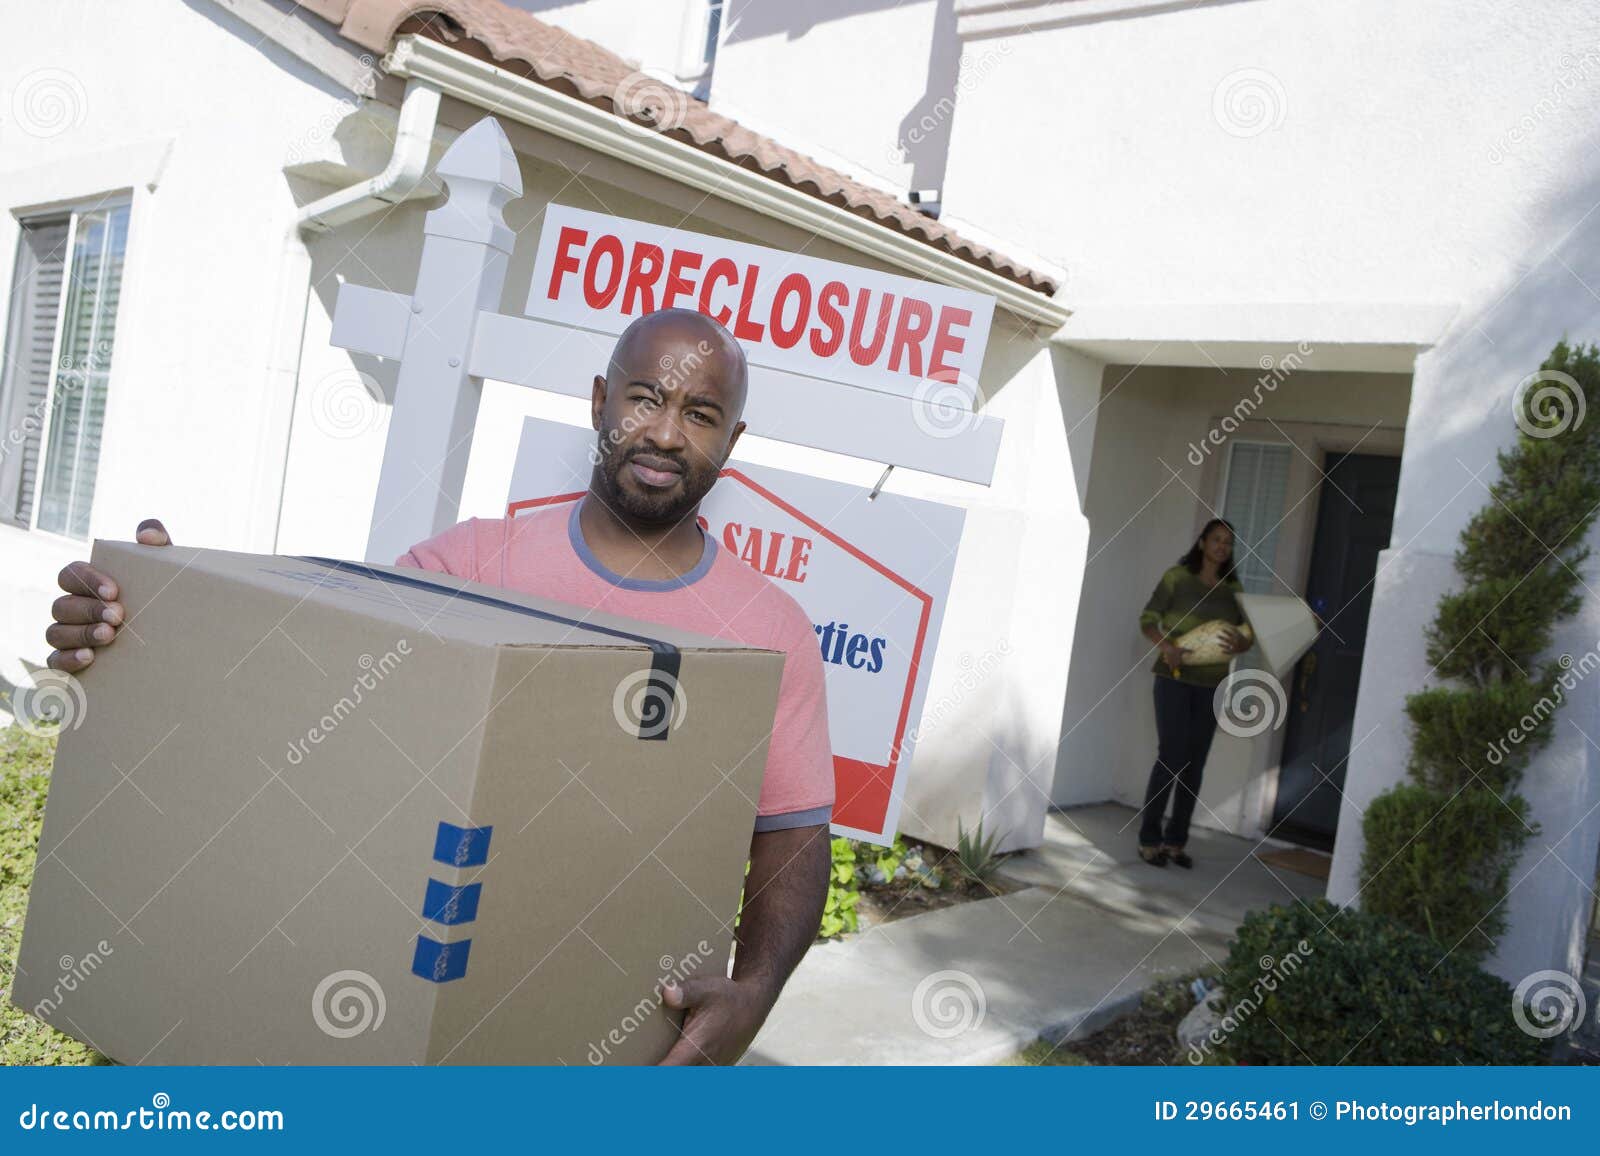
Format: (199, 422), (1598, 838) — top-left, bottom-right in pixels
(1053, 301), (1458, 373)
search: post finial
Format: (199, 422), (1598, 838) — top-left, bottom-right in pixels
(425, 117), (523, 249)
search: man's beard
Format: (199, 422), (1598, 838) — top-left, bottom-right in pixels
(595, 438), (719, 525)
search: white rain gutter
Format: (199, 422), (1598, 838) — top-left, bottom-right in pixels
(296, 77), (442, 232)
(380, 35), (1071, 329)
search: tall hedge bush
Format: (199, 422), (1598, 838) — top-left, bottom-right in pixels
(1359, 341), (1600, 960)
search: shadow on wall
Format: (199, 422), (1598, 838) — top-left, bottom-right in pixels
(1398, 158), (1600, 546)
(718, 0), (963, 194)
(902, 646), (1038, 853)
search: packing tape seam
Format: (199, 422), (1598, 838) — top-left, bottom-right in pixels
(299, 556), (683, 742)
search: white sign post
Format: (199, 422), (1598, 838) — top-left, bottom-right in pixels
(327, 116), (1002, 844)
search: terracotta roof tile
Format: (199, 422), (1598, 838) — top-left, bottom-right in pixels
(298, 0), (1058, 296)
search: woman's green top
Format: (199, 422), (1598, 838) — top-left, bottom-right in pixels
(1139, 564), (1244, 686)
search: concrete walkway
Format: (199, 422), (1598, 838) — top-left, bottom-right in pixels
(744, 803), (1326, 1065)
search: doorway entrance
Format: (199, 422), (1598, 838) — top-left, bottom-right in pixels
(1269, 452), (1401, 849)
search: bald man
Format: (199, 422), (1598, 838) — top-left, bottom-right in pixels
(46, 308), (833, 1065)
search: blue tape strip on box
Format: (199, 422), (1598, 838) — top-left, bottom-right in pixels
(412, 935), (472, 983)
(433, 821), (493, 867)
(300, 556), (683, 741)
(422, 878), (482, 925)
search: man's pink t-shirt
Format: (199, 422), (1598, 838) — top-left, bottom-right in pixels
(396, 498), (834, 831)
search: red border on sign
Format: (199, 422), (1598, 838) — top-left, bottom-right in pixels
(508, 470), (934, 838)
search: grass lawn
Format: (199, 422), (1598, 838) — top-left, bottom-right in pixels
(0, 724), (106, 1066)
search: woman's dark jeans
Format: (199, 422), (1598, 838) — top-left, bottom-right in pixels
(1139, 674), (1219, 849)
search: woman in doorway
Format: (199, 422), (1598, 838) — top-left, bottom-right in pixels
(1136, 518), (1250, 868)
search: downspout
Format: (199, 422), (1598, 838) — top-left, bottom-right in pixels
(295, 79), (442, 233)
(265, 79), (442, 552)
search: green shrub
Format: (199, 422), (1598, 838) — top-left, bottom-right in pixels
(1401, 674), (1562, 794)
(1212, 899), (1546, 1066)
(1359, 785), (1530, 953)
(818, 837), (860, 939)
(1361, 340), (1600, 962)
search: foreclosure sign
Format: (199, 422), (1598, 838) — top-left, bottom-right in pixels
(506, 418), (965, 846)
(526, 204), (995, 402)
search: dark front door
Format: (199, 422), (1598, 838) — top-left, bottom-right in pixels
(1270, 451), (1401, 849)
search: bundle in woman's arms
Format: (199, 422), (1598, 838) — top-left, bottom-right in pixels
(1174, 619), (1253, 666)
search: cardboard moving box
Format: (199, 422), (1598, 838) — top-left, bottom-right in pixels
(13, 541), (782, 1064)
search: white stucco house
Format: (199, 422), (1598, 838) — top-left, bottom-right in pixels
(1, 0), (1596, 993)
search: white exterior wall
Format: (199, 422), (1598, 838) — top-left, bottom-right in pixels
(706, 0), (957, 197)
(941, 0), (1600, 307)
(508, 0), (711, 83)
(940, 0), (1600, 980)
(892, 336), (1092, 853)
(0, 0), (366, 678)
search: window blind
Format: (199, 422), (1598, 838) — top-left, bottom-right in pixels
(37, 204), (129, 538)
(1222, 441), (1291, 594)
(0, 218), (69, 528)
(0, 201), (129, 538)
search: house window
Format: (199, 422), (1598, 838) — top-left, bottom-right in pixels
(1220, 440), (1291, 594)
(701, 0), (725, 67)
(0, 199), (129, 538)
(683, 0), (725, 97)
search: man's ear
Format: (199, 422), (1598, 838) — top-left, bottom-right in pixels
(720, 419), (747, 466)
(591, 374), (606, 431)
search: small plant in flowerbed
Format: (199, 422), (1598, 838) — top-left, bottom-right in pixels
(817, 821), (1022, 940)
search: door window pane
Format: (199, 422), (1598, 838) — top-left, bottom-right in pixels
(1222, 441), (1291, 593)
